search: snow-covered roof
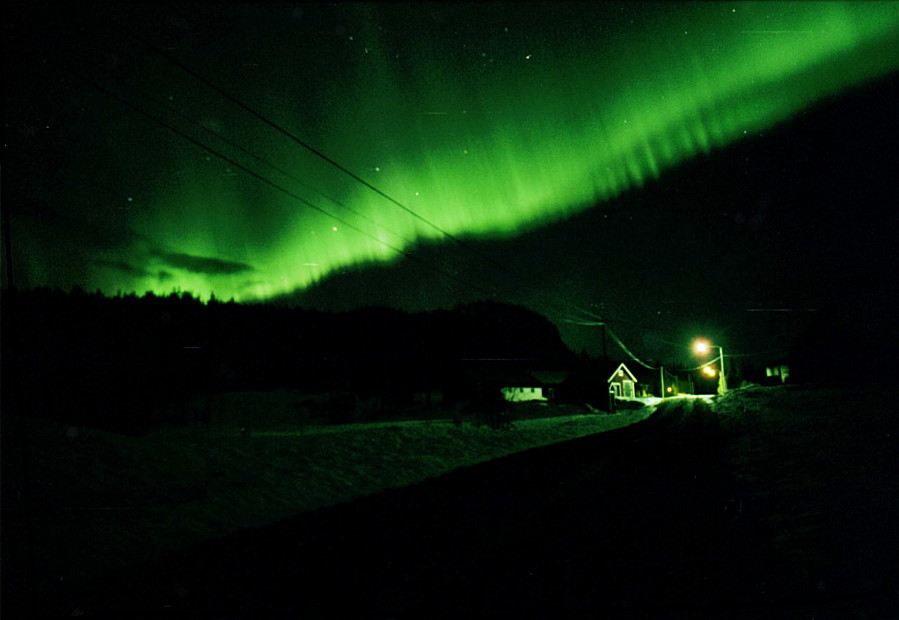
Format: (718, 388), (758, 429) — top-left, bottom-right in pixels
(607, 362), (637, 384)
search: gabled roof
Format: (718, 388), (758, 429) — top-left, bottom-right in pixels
(498, 370), (568, 388)
(530, 370), (569, 385)
(607, 362), (638, 384)
(460, 359), (571, 387)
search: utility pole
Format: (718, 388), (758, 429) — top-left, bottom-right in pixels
(718, 346), (728, 395)
(601, 321), (607, 363)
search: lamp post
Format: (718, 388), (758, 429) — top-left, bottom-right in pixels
(693, 338), (727, 395)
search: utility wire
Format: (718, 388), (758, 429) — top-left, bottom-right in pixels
(21, 8), (775, 366)
(565, 318), (660, 370)
(683, 359), (720, 372)
(113, 20), (596, 325)
(129, 33), (503, 262)
(66, 64), (503, 304)
(44, 28), (558, 318)
(87, 61), (418, 251)
(127, 30), (612, 325)
(51, 15), (668, 347)
(605, 324), (660, 369)
(13, 3), (465, 291)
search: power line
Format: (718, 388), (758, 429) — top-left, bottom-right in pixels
(605, 324), (660, 369)
(564, 318), (660, 369)
(126, 29), (613, 325)
(129, 32), (504, 262)
(43, 29), (568, 318)
(62, 63), (505, 304)
(87, 60), (418, 251)
(42, 15), (661, 345)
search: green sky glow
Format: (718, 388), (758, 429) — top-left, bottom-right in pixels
(20, 2), (899, 302)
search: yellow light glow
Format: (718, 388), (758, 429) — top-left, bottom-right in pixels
(693, 338), (711, 355)
(702, 366), (717, 378)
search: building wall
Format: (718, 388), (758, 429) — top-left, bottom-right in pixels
(501, 386), (547, 402)
(609, 380), (636, 398)
(766, 365), (791, 383)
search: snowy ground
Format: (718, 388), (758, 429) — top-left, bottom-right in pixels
(2, 404), (653, 609)
(8, 386), (896, 617)
(711, 384), (899, 611)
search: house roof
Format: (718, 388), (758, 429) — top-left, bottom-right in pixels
(607, 362), (638, 384)
(530, 370), (569, 385)
(498, 370), (569, 388)
(460, 359), (571, 387)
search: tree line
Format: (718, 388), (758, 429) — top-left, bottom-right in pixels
(2, 287), (574, 433)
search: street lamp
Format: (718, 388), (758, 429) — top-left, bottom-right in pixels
(693, 338), (727, 395)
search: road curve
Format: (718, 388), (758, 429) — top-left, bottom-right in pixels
(77, 399), (771, 617)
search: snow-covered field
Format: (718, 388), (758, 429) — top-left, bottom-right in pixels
(711, 384), (899, 608)
(3, 406), (653, 602)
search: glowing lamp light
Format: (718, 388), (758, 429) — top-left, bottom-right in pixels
(692, 337), (727, 394)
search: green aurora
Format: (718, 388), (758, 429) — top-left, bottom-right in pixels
(11, 2), (899, 302)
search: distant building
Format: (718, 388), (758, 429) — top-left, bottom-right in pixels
(608, 362), (638, 399)
(765, 364), (791, 384)
(501, 385), (548, 402)
(458, 359), (567, 404)
(500, 370), (569, 402)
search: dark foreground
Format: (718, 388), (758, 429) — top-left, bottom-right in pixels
(17, 388), (899, 617)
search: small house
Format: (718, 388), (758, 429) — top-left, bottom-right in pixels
(501, 385), (548, 403)
(607, 362), (638, 399)
(765, 364), (791, 384)
(500, 368), (570, 403)
(459, 359), (568, 404)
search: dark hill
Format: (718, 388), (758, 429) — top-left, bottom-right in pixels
(2, 288), (573, 433)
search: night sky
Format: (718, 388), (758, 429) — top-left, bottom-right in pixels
(4, 2), (898, 362)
